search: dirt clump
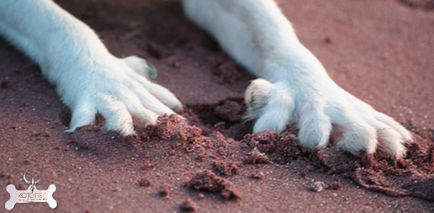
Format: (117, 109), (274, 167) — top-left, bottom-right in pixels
(186, 170), (240, 200)
(241, 128), (434, 201)
(211, 161), (240, 176)
(138, 177), (151, 187)
(309, 181), (326, 192)
(158, 185), (172, 199)
(179, 198), (198, 212)
(326, 181), (341, 190)
(249, 171), (265, 180)
(244, 147), (272, 164)
(147, 115), (203, 142)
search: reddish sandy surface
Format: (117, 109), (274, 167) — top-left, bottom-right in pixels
(0, 0), (433, 212)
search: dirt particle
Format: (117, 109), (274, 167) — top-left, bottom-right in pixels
(168, 149), (176, 156)
(249, 172), (265, 180)
(23, 160), (31, 166)
(212, 161), (240, 176)
(142, 161), (154, 171)
(326, 181), (341, 190)
(301, 165), (315, 178)
(138, 178), (151, 187)
(244, 147), (272, 164)
(31, 131), (50, 138)
(179, 198), (197, 212)
(112, 187), (121, 192)
(309, 181), (326, 192)
(158, 185), (172, 198)
(186, 170), (240, 200)
(197, 193), (205, 200)
(323, 37), (333, 44)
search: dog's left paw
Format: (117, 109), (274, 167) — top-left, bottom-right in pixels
(244, 78), (413, 158)
(62, 54), (182, 136)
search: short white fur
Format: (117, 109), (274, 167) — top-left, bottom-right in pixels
(0, 0), (412, 158)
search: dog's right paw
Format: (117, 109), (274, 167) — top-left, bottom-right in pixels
(244, 78), (412, 159)
(62, 54), (182, 135)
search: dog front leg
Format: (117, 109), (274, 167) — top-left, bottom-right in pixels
(0, 0), (182, 135)
(183, 0), (412, 158)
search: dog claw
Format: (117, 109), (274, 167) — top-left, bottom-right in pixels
(146, 62), (158, 80)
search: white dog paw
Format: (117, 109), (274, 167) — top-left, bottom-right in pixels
(63, 55), (182, 136)
(245, 78), (412, 158)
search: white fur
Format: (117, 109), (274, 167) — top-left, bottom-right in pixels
(184, 0), (412, 158)
(0, 0), (412, 158)
(0, 0), (181, 135)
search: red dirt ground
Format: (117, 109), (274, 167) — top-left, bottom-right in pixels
(0, 0), (433, 212)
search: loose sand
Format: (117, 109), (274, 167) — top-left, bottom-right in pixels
(0, 0), (433, 212)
